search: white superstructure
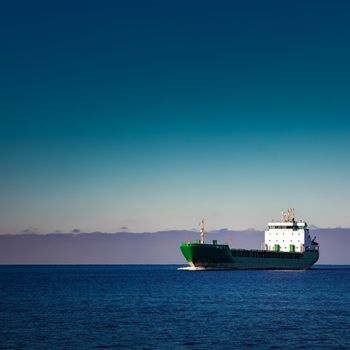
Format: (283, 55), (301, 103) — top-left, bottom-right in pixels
(264, 209), (318, 253)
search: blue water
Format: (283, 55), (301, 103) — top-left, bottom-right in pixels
(1, 265), (350, 349)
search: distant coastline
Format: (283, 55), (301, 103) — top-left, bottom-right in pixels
(0, 228), (349, 265)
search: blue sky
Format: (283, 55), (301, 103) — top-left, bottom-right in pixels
(1, 0), (350, 232)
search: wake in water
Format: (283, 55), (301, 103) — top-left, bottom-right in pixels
(178, 266), (206, 271)
(177, 266), (230, 271)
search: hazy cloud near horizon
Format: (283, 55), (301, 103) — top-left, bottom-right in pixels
(21, 228), (40, 234)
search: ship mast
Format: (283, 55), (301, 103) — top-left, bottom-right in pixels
(200, 219), (205, 244)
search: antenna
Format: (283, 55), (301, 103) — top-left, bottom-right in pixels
(282, 208), (296, 222)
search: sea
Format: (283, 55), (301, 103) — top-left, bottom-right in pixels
(1, 265), (350, 350)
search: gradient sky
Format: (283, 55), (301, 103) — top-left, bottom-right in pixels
(1, 0), (350, 233)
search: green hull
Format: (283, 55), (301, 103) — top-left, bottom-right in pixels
(180, 243), (319, 270)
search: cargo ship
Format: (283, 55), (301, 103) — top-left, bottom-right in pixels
(180, 209), (319, 270)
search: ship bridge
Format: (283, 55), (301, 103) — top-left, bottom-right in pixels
(264, 209), (318, 253)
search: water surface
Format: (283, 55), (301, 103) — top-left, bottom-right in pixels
(1, 265), (349, 349)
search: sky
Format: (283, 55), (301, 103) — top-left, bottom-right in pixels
(1, 0), (350, 233)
